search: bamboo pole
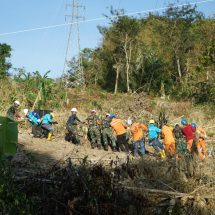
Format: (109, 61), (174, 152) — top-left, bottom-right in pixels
(169, 115), (184, 124)
(32, 88), (41, 110)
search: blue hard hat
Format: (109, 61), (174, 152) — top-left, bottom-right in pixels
(110, 114), (115, 119)
(181, 118), (188, 125)
(191, 122), (197, 128)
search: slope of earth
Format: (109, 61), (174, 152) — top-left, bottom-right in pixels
(3, 89), (215, 215)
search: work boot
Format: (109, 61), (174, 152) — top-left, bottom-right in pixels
(91, 143), (95, 149)
(47, 133), (52, 141)
(112, 147), (117, 152)
(104, 145), (108, 151)
(160, 150), (166, 160)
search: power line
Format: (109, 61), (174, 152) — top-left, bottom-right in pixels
(0, 0), (213, 37)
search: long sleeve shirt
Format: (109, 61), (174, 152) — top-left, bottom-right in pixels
(131, 122), (148, 141)
(67, 115), (81, 126)
(182, 125), (195, 141)
(161, 125), (175, 145)
(42, 114), (53, 125)
(148, 124), (161, 140)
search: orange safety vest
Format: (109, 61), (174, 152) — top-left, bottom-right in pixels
(110, 118), (126, 136)
(196, 127), (207, 140)
(161, 125), (175, 145)
(131, 122), (148, 141)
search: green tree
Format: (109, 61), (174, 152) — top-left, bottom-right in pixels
(0, 43), (12, 78)
(100, 9), (141, 92)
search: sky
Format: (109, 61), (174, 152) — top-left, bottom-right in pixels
(0, 0), (214, 78)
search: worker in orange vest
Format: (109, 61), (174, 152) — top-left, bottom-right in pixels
(191, 123), (208, 161)
(110, 114), (129, 152)
(128, 119), (148, 157)
(161, 120), (176, 158)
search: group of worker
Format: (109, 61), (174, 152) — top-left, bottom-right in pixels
(6, 101), (57, 140)
(65, 108), (209, 161)
(6, 101), (209, 161)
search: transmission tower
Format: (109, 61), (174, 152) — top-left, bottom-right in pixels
(62, 0), (85, 87)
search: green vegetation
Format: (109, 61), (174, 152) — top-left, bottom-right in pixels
(0, 160), (35, 215)
(68, 4), (215, 103)
(0, 43), (12, 78)
(0, 69), (67, 112)
(0, 4), (214, 107)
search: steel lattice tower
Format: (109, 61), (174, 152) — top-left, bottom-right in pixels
(62, 0), (85, 87)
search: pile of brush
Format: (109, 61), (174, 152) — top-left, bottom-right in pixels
(13, 153), (215, 215)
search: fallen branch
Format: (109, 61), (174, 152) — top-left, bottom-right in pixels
(121, 186), (215, 200)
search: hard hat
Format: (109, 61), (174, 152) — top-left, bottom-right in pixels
(14, 100), (20, 106)
(127, 119), (132, 126)
(71, 108), (77, 112)
(91, 110), (96, 113)
(110, 114), (115, 119)
(191, 122), (197, 128)
(106, 113), (110, 117)
(181, 118), (188, 125)
(149, 119), (155, 124)
(50, 112), (55, 118)
(23, 109), (29, 115)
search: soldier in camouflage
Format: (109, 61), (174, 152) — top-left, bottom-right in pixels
(173, 123), (193, 178)
(6, 100), (21, 121)
(66, 108), (82, 144)
(173, 124), (188, 157)
(101, 113), (117, 151)
(86, 110), (102, 149)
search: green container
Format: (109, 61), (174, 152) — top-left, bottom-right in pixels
(0, 116), (17, 156)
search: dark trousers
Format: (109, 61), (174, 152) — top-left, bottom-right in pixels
(133, 139), (145, 156)
(149, 138), (164, 152)
(116, 133), (129, 152)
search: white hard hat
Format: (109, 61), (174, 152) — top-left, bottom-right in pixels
(106, 113), (110, 116)
(91, 110), (96, 113)
(23, 109), (29, 115)
(14, 100), (20, 106)
(127, 119), (132, 126)
(71, 108), (77, 112)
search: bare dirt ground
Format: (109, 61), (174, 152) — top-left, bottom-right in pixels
(17, 130), (141, 171)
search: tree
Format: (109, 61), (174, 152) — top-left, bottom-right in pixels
(101, 9), (141, 92)
(0, 43), (12, 78)
(157, 4), (203, 82)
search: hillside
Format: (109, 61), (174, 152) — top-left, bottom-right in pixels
(1, 83), (214, 215)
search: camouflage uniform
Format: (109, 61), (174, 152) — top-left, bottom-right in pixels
(173, 126), (188, 157)
(6, 105), (19, 121)
(66, 115), (81, 144)
(173, 126), (194, 177)
(101, 118), (116, 149)
(86, 115), (101, 148)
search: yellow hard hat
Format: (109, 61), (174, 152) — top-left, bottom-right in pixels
(149, 119), (155, 124)
(50, 112), (55, 118)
